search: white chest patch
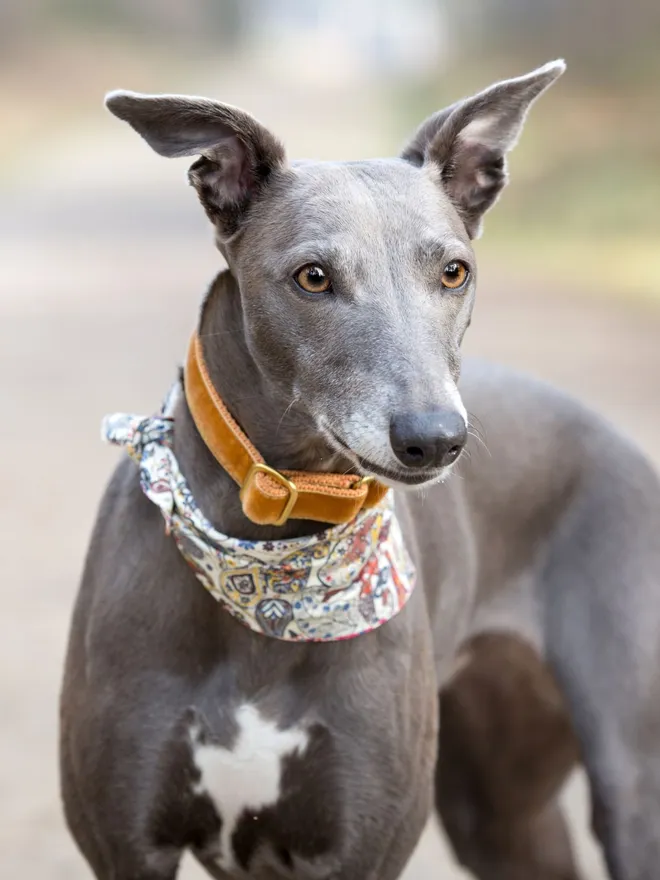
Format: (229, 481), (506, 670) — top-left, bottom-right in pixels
(191, 704), (309, 870)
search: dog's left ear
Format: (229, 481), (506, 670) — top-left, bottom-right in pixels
(402, 60), (565, 238)
(105, 91), (286, 240)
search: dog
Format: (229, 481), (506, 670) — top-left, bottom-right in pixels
(60, 60), (660, 880)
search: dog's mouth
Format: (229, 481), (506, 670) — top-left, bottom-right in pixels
(328, 431), (444, 488)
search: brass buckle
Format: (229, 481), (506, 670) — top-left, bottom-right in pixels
(240, 462), (299, 527)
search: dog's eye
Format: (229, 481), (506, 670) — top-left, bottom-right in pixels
(294, 264), (332, 295)
(441, 261), (469, 290)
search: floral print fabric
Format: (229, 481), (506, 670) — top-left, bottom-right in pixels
(101, 384), (416, 642)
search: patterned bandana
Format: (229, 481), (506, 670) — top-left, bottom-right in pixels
(101, 384), (416, 642)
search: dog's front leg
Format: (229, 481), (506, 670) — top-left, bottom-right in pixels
(543, 459), (660, 880)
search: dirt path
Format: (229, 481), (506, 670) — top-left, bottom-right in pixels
(2, 80), (659, 879)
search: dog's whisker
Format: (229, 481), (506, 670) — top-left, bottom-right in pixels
(275, 397), (299, 439)
(467, 428), (490, 456)
(467, 423), (486, 444)
(467, 411), (488, 442)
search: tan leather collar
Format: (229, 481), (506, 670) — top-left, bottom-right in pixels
(184, 333), (389, 526)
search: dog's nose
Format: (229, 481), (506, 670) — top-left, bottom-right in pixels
(389, 410), (467, 469)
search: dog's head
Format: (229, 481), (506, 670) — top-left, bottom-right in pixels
(106, 62), (563, 489)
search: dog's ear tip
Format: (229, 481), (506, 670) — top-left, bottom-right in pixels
(538, 58), (567, 79)
(104, 89), (142, 116)
(510, 59), (565, 98)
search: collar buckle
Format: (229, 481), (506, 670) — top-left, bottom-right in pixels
(240, 462), (299, 526)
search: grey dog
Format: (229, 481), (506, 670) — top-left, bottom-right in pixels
(60, 61), (660, 880)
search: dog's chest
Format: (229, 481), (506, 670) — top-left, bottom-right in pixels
(188, 703), (338, 877)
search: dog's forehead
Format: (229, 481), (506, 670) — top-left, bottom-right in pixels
(261, 157), (463, 243)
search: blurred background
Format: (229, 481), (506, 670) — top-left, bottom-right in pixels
(1, 1), (659, 878)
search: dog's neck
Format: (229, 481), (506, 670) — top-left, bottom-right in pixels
(174, 270), (351, 541)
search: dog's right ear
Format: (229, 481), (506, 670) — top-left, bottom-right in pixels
(105, 91), (286, 240)
(401, 61), (565, 238)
